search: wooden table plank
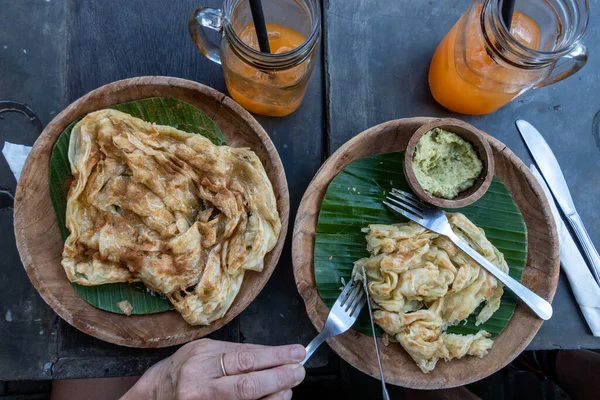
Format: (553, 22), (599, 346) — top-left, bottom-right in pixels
(0, 0), (327, 379)
(58, 0), (241, 378)
(324, 0), (600, 349)
(63, 0), (327, 373)
(0, 0), (67, 381)
(241, 53), (329, 366)
(61, 0), (325, 378)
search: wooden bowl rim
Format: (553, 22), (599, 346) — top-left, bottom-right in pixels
(13, 76), (290, 348)
(404, 118), (495, 208)
(292, 116), (559, 389)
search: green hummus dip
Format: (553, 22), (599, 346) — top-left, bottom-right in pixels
(412, 128), (483, 199)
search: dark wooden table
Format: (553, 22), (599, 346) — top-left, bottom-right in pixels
(1, 0), (599, 382)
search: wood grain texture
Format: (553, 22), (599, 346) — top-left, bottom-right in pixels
(404, 118), (494, 208)
(238, 70), (329, 367)
(0, 0), (67, 381)
(13, 77), (290, 348)
(292, 117), (559, 389)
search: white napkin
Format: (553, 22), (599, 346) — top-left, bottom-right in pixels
(531, 165), (600, 336)
(2, 142), (32, 181)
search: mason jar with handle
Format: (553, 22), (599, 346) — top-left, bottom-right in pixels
(189, 0), (321, 117)
(429, 0), (589, 115)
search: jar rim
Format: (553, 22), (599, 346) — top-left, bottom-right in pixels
(223, 0), (321, 70)
(484, 0), (589, 65)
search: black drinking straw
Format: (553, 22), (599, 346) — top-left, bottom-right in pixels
(501, 0), (516, 30)
(249, 0), (271, 53)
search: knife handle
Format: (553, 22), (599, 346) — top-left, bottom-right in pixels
(568, 212), (600, 286)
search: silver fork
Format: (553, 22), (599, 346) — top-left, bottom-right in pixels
(384, 188), (553, 321)
(301, 279), (366, 365)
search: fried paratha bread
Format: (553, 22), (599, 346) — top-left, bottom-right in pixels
(353, 213), (508, 373)
(62, 109), (281, 325)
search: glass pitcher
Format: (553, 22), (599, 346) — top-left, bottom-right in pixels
(429, 0), (589, 115)
(189, 0), (321, 117)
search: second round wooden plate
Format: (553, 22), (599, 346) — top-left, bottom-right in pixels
(292, 117), (559, 389)
(14, 77), (289, 348)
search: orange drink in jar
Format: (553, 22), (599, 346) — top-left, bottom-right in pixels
(189, 0), (320, 117)
(224, 23), (308, 116)
(429, 0), (589, 115)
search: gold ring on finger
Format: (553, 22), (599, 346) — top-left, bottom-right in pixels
(220, 353), (228, 377)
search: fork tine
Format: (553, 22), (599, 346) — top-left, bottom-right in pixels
(386, 195), (424, 218)
(383, 200), (422, 223)
(347, 289), (365, 315)
(343, 282), (362, 311)
(391, 189), (424, 210)
(351, 297), (367, 318)
(391, 188), (420, 201)
(337, 279), (355, 306)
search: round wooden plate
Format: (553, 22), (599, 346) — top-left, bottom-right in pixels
(14, 76), (289, 348)
(292, 117), (559, 389)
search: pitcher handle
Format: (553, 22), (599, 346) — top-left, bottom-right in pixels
(535, 43), (587, 88)
(188, 7), (223, 65)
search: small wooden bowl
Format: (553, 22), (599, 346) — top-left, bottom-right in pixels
(404, 118), (494, 208)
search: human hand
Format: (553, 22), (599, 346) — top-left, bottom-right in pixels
(122, 339), (306, 400)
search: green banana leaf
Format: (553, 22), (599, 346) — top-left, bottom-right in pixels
(314, 152), (527, 337)
(49, 97), (226, 315)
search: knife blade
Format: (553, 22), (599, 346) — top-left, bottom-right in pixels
(516, 120), (576, 214)
(361, 266), (390, 400)
(516, 119), (600, 287)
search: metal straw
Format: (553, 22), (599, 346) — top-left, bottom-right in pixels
(501, 0), (516, 30)
(249, 0), (271, 53)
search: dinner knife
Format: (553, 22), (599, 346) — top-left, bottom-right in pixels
(361, 266), (390, 400)
(516, 119), (600, 287)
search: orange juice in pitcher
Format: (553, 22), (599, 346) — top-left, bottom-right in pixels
(429, 0), (589, 115)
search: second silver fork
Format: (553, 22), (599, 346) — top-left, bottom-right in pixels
(302, 279), (366, 365)
(384, 188), (553, 321)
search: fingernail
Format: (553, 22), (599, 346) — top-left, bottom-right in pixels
(290, 345), (306, 361)
(282, 389), (293, 400)
(291, 364), (305, 383)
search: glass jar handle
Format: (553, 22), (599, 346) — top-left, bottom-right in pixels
(188, 7), (223, 65)
(536, 43), (588, 88)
